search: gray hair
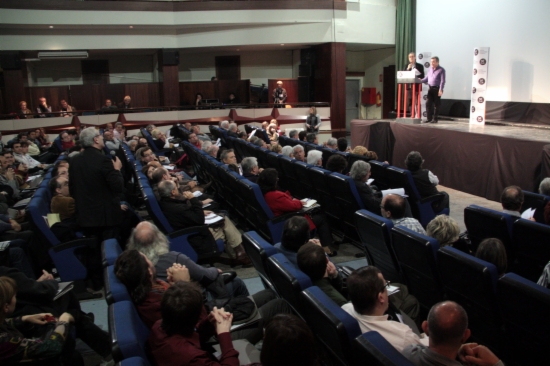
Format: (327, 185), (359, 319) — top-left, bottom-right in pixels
(281, 146), (293, 157)
(349, 160), (371, 180)
(201, 141), (213, 153)
(326, 137), (337, 148)
(426, 215), (460, 247)
(229, 122), (237, 132)
(289, 130), (298, 138)
(252, 138), (264, 147)
(241, 157), (258, 174)
(292, 145), (304, 154)
(307, 150), (322, 165)
(220, 149), (234, 163)
(539, 177), (550, 196)
(127, 140), (138, 149)
(80, 127), (99, 147)
(158, 180), (176, 198)
(220, 120), (229, 129)
(127, 222), (170, 265)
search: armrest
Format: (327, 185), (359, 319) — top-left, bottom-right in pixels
(419, 193), (445, 205)
(49, 238), (97, 281)
(168, 225), (211, 239)
(50, 238), (97, 253)
(269, 211), (304, 225)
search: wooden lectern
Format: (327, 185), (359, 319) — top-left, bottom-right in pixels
(396, 71), (423, 124)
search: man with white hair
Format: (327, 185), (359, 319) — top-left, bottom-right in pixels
(273, 80), (287, 107)
(220, 120), (230, 130)
(307, 150), (323, 166)
(227, 122), (239, 138)
(118, 95), (132, 109)
(326, 137), (338, 150)
(288, 130), (298, 140)
(281, 146), (294, 158)
(241, 157), (262, 183)
(292, 145), (305, 162)
(201, 141), (219, 159)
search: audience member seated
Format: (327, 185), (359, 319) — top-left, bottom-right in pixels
(127, 139), (138, 153)
(36, 97), (52, 118)
(58, 99), (76, 117)
(500, 185), (532, 220)
(227, 123), (239, 138)
(36, 127), (51, 148)
(292, 145), (305, 162)
(325, 137), (338, 150)
(381, 194), (426, 234)
(101, 99), (117, 111)
(306, 133), (318, 145)
(274, 216), (311, 265)
(49, 175), (76, 223)
(194, 93), (203, 109)
(350, 145), (379, 160)
(103, 130), (120, 151)
(539, 177), (550, 224)
(250, 136), (268, 149)
(127, 222), (249, 300)
(0, 266), (112, 361)
(17, 101), (33, 119)
(297, 242), (346, 306)
(402, 301), (503, 366)
(157, 180), (251, 266)
(115, 249), (291, 343)
(136, 146), (170, 165)
(258, 168), (338, 256)
(0, 276), (82, 365)
(192, 125), (211, 142)
(13, 141), (47, 173)
(241, 157), (262, 183)
(305, 106), (321, 134)
(298, 131), (307, 142)
(343, 266), (428, 352)
(113, 122), (125, 140)
(306, 150), (322, 166)
(350, 160), (384, 215)
(148, 281), (240, 366)
(270, 143), (282, 154)
(0, 153), (21, 202)
(221, 149), (241, 175)
(237, 131), (247, 140)
(288, 129), (298, 140)
(260, 314), (319, 366)
(60, 131), (75, 151)
(26, 131), (41, 157)
(226, 93), (239, 104)
(201, 141), (219, 159)
(188, 132), (202, 149)
(337, 137), (350, 152)
(426, 215), (471, 254)
(475, 238), (507, 278)
(118, 95), (132, 109)
(405, 151), (449, 213)
(267, 123), (278, 142)
(281, 145), (294, 158)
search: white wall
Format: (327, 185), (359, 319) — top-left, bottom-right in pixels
(417, 0), (550, 103)
(178, 50), (295, 85)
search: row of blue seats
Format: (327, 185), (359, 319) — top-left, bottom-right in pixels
(242, 227), (550, 366)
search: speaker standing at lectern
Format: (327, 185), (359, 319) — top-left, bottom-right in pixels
(273, 80), (287, 108)
(403, 52), (425, 113)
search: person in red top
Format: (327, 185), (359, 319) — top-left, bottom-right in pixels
(188, 133), (202, 149)
(149, 281), (239, 366)
(60, 131), (75, 151)
(257, 168), (338, 256)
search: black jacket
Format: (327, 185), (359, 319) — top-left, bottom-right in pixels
(403, 62), (425, 79)
(69, 146), (124, 227)
(353, 179), (382, 216)
(159, 196), (204, 230)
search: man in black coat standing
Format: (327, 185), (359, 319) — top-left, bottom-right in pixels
(69, 127), (124, 239)
(404, 52), (425, 114)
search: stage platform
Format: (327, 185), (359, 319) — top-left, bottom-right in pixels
(350, 119), (550, 202)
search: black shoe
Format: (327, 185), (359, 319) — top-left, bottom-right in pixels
(432, 120), (438, 123)
(423, 120), (433, 124)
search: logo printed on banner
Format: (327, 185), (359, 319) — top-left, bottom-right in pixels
(423, 111), (427, 117)
(475, 49), (479, 56)
(471, 106), (476, 113)
(478, 78), (486, 85)
(478, 97), (485, 103)
(418, 54), (423, 59)
(423, 95), (428, 101)
(472, 87), (477, 94)
(480, 59), (487, 65)
(473, 69), (477, 75)
(477, 116), (483, 122)
(398, 72), (403, 77)
(424, 62), (430, 68)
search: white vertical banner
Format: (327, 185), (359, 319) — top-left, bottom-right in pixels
(417, 52), (431, 121)
(470, 47), (490, 125)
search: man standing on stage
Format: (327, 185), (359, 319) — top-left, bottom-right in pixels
(404, 52), (425, 114)
(420, 57), (445, 123)
(272, 80), (287, 108)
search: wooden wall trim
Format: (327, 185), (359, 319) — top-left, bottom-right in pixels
(0, 0), (346, 12)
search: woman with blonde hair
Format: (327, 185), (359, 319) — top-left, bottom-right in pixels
(267, 123), (279, 142)
(426, 215), (471, 253)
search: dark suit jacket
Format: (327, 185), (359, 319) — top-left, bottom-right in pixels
(69, 146), (124, 227)
(227, 131), (239, 138)
(403, 62), (425, 79)
(353, 178), (382, 216)
(159, 196), (204, 230)
(117, 102), (132, 109)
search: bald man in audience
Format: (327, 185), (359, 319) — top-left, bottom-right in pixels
(381, 194), (426, 235)
(403, 301), (503, 366)
(500, 185), (529, 219)
(118, 95), (132, 109)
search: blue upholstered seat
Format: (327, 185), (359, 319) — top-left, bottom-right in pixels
(109, 301), (150, 362)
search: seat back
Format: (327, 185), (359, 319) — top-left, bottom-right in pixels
(242, 231), (278, 291)
(293, 161), (315, 199)
(369, 161), (389, 190)
(102, 239), (122, 268)
(109, 301), (150, 362)
(512, 219), (550, 282)
(498, 273), (550, 366)
(119, 357), (152, 366)
(345, 153), (373, 175)
(142, 187), (174, 233)
(353, 331), (415, 366)
(326, 172), (364, 241)
(301, 286), (362, 366)
(266, 253), (312, 314)
(464, 205), (515, 266)
(355, 210), (401, 283)
(278, 156), (302, 198)
(437, 246), (500, 346)
(522, 190), (549, 223)
(391, 226), (444, 313)
(105, 265), (131, 305)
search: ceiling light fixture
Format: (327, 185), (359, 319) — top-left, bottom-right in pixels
(38, 51), (89, 60)
(49, 26), (54, 29)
